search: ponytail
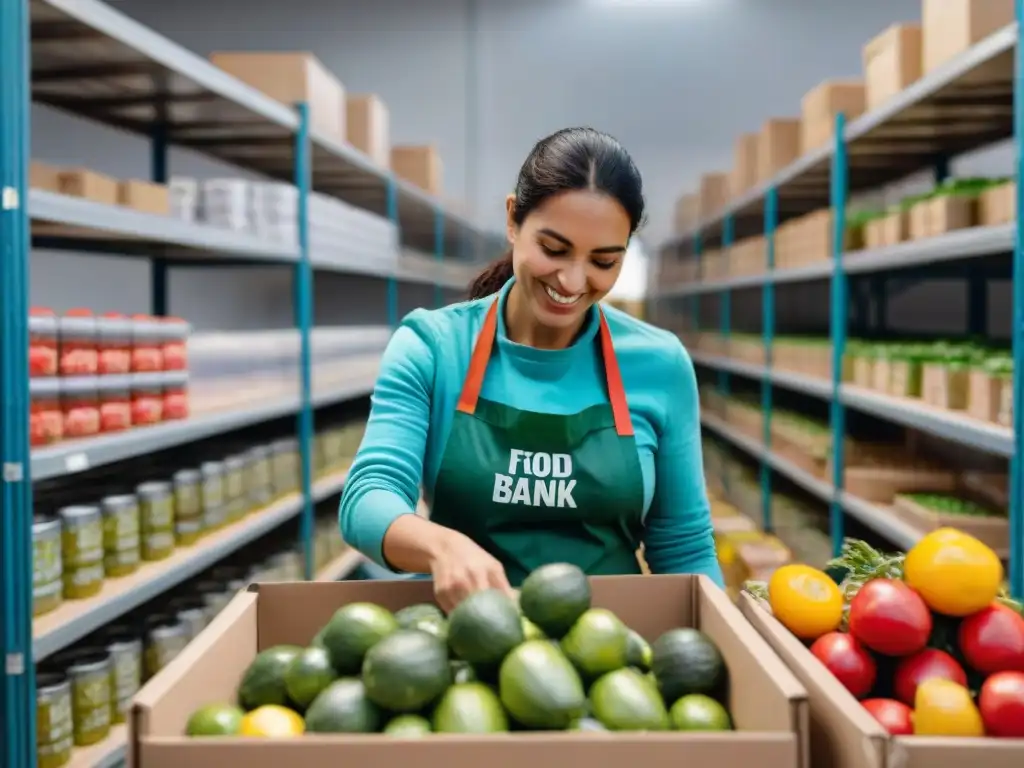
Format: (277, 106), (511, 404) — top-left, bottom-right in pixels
(468, 251), (514, 300)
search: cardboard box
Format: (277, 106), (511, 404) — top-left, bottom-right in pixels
(674, 193), (701, 233)
(757, 119), (800, 183)
(391, 144), (442, 196)
(730, 134), (759, 198)
(699, 172), (730, 219)
(210, 52), (345, 141)
(979, 181), (1016, 226)
(922, 0), (1014, 74)
(927, 195), (975, 236)
(30, 160), (62, 192)
(740, 594), (1024, 768)
(118, 180), (171, 216)
(57, 168), (119, 205)
(863, 24), (923, 111)
(800, 81), (866, 154)
(346, 94), (390, 167)
(891, 493), (1008, 553)
(908, 201), (930, 240)
(130, 576), (809, 768)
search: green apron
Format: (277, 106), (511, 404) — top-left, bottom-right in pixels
(431, 298), (645, 586)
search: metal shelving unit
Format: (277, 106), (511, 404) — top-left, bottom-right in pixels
(1, 1), (494, 766)
(651, 17), (1023, 598)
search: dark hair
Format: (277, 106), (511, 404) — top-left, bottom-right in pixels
(468, 127), (645, 300)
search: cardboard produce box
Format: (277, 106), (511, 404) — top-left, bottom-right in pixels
(674, 192), (701, 233)
(922, 0), (1014, 74)
(58, 168), (119, 205)
(30, 160), (61, 192)
(130, 576), (809, 768)
(730, 133), (759, 198)
(739, 594), (1024, 768)
(346, 94), (390, 167)
(863, 24), (923, 111)
(757, 119), (801, 183)
(118, 180), (171, 215)
(699, 172), (730, 219)
(210, 51), (346, 141)
(800, 80), (866, 154)
(391, 144), (442, 196)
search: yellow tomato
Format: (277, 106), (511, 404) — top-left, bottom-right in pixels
(239, 705), (305, 738)
(904, 528), (1003, 617)
(913, 678), (984, 737)
(767, 564), (844, 640)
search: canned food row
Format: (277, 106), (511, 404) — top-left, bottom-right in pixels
(32, 420), (366, 619)
(35, 507), (352, 768)
(29, 308), (190, 378)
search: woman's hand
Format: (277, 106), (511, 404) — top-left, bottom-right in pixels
(428, 528), (512, 612)
(380, 514), (512, 612)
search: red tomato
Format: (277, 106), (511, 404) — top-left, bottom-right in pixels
(893, 648), (967, 706)
(979, 671), (1024, 737)
(861, 698), (913, 735)
(959, 604), (1024, 675)
(810, 632), (877, 698)
(848, 579), (933, 657)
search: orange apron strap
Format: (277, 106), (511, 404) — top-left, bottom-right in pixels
(598, 309), (634, 437)
(456, 298), (500, 414)
(457, 300), (633, 437)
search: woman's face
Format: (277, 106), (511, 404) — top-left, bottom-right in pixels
(506, 190), (631, 331)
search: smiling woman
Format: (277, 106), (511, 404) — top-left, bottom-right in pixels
(339, 126), (722, 610)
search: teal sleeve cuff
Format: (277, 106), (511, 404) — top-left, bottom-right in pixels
(341, 488), (415, 569)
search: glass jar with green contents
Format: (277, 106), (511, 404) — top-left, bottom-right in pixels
(99, 494), (140, 578)
(172, 468), (204, 545)
(200, 461), (226, 531)
(65, 649), (112, 746)
(136, 481), (175, 561)
(270, 438), (299, 497)
(223, 455), (248, 522)
(35, 671), (73, 768)
(245, 445), (272, 503)
(143, 615), (189, 680)
(58, 505), (104, 600)
(104, 631), (143, 724)
(33, 515), (63, 616)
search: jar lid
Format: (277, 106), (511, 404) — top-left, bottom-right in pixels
(97, 312), (133, 338)
(173, 468), (202, 484)
(97, 374), (132, 393)
(130, 314), (163, 340)
(161, 370), (189, 388)
(131, 372), (164, 392)
(57, 504), (102, 523)
(29, 377), (61, 398)
(60, 375), (99, 396)
(200, 461), (225, 476)
(100, 494), (138, 514)
(58, 311), (98, 336)
(32, 514), (61, 535)
(272, 437), (299, 453)
(28, 308), (58, 334)
(224, 455), (246, 472)
(136, 481), (172, 498)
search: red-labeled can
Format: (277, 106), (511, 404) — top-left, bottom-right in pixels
(161, 317), (190, 371)
(130, 314), (164, 373)
(62, 376), (101, 438)
(30, 378), (63, 446)
(162, 371), (190, 420)
(59, 309), (99, 376)
(99, 375), (133, 433)
(98, 312), (133, 374)
(29, 307), (59, 378)
(131, 373), (164, 425)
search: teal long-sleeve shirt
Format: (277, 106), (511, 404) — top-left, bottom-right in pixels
(338, 279), (723, 586)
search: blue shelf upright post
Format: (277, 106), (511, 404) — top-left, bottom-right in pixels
(434, 208), (445, 308)
(1009, 0), (1024, 597)
(828, 112), (850, 557)
(0, 0), (35, 765)
(150, 122), (169, 316)
(761, 188), (778, 531)
(386, 179), (399, 328)
(293, 103), (315, 581)
(720, 215), (734, 396)
(692, 230), (703, 337)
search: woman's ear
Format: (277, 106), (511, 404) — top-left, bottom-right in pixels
(505, 194), (516, 245)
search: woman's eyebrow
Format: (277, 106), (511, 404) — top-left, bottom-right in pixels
(537, 228), (626, 254)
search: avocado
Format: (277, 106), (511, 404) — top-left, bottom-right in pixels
(432, 682), (509, 733)
(320, 602), (398, 675)
(519, 563), (591, 639)
(560, 608), (630, 679)
(304, 678), (382, 733)
(499, 639), (586, 729)
(237, 645), (303, 710)
(447, 588), (524, 666)
(384, 714), (433, 736)
(650, 628), (725, 701)
(284, 646), (337, 709)
(589, 667), (670, 731)
(362, 629), (451, 712)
